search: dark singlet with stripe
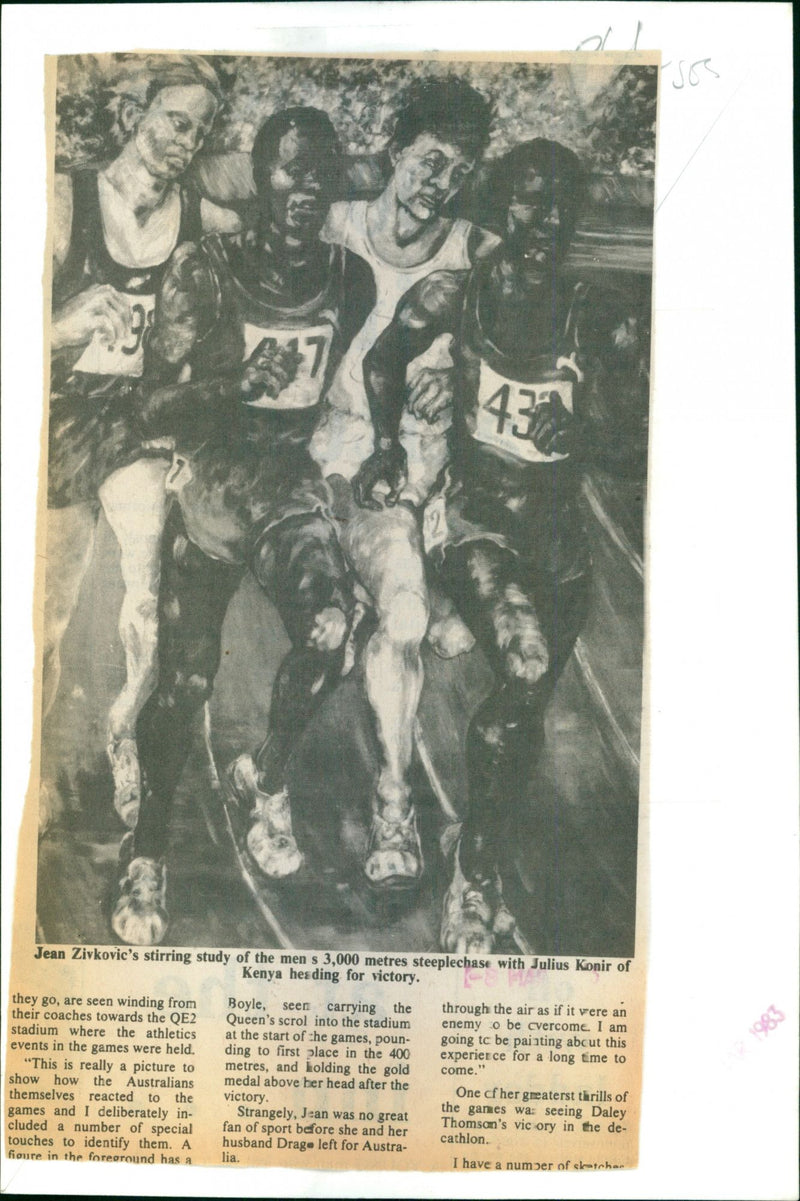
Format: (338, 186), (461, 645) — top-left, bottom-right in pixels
(190, 230), (345, 452)
(451, 264), (590, 580)
(48, 170), (203, 508)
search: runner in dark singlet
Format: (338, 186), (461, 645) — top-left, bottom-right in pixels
(110, 107), (378, 944)
(355, 139), (650, 951)
(44, 56), (235, 831)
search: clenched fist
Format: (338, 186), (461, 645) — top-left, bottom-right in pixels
(353, 441), (409, 510)
(241, 338), (301, 400)
(52, 283), (132, 352)
(406, 366), (454, 423)
(530, 390), (574, 457)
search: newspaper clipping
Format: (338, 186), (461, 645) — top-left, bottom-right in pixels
(6, 48), (654, 1173)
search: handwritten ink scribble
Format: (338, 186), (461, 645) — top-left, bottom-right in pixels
(576, 19), (720, 91)
(663, 59), (720, 89)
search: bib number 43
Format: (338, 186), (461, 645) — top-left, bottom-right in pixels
(476, 366), (574, 463)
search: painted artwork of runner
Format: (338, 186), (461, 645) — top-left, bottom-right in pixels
(38, 52), (655, 955)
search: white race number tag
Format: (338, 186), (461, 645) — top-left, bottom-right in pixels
(243, 322), (332, 410)
(72, 292), (155, 377)
(473, 360), (573, 463)
(422, 493), (449, 554)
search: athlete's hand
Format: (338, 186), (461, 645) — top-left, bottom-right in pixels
(51, 283), (132, 352)
(406, 366), (454, 423)
(531, 391), (574, 456)
(353, 442), (408, 510)
(241, 339), (301, 399)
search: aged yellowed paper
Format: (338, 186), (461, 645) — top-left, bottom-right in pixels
(13, 40), (650, 1177)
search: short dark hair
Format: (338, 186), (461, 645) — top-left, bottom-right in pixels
(391, 76), (492, 162)
(251, 106), (341, 193)
(481, 138), (585, 252)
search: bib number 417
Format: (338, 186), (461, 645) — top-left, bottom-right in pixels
(242, 322), (333, 409)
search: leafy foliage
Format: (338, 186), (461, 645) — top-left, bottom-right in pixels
(586, 65), (657, 175)
(55, 54), (657, 179)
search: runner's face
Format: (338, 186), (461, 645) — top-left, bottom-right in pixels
(134, 85), (217, 181)
(506, 164), (567, 284)
(265, 128), (335, 243)
(392, 133), (476, 223)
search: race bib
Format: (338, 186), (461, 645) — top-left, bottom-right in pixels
(422, 493), (449, 555)
(473, 360), (574, 464)
(242, 322), (332, 410)
(72, 292), (155, 377)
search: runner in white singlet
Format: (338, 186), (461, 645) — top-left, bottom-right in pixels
(311, 199), (473, 501)
(308, 78), (498, 889)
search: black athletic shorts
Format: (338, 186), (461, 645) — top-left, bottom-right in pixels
(47, 372), (170, 510)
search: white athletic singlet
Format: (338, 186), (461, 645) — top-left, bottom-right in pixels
(309, 199), (473, 503)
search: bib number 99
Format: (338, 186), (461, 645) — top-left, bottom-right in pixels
(121, 302), (154, 357)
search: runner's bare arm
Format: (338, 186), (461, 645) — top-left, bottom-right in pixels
(363, 270), (467, 443)
(50, 173), (132, 352)
(468, 224), (502, 262)
(571, 284), (651, 476)
(145, 241), (217, 378)
(134, 240), (232, 437)
(353, 270), (466, 508)
(136, 242), (298, 441)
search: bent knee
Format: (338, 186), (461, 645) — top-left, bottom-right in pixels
(120, 588), (159, 624)
(380, 588), (429, 649)
(159, 670), (213, 712)
(504, 633), (550, 686)
(119, 592), (160, 647)
(492, 593), (549, 685)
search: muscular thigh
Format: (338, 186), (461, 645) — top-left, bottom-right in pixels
(436, 540), (546, 680)
(157, 511), (243, 684)
(253, 513), (352, 648)
(99, 457), (172, 582)
(341, 503), (426, 608)
(527, 568), (591, 679)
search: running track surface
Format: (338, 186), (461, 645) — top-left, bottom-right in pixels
(36, 466), (642, 955)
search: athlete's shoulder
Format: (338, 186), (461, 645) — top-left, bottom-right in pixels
(159, 238), (220, 313)
(200, 197), (244, 235)
(151, 237), (222, 366)
(321, 199), (362, 247)
(467, 224), (502, 264)
(398, 269), (468, 328)
(571, 279), (649, 358)
(53, 173), (74, 268)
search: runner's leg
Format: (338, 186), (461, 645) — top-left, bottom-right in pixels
(436, 539), (588, 950)
(112, 511), (242, 945)
(437, 539), (551, 885)
(341, 503), (429, 885)
(250, 512), (355, 792)
(225, 512), (356, 879)
(40, 501), (98, 834)
(41, 502), (98, 720)
(99, 456), (172, 826)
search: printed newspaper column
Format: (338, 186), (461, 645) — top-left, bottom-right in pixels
(6, 932), (645, 1169)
